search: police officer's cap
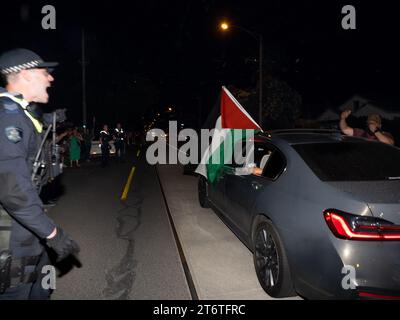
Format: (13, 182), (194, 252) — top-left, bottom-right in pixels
(0, 48), (58, 75)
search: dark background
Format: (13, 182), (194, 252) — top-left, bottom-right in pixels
(1, 0), (399, 131)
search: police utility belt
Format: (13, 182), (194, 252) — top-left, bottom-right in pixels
(0, 207), (42, 293)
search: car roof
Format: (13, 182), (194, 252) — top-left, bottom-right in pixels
(254, 129), (368, 145)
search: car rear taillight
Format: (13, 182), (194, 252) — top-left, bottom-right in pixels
(324, 209), (400, 241)
(358, 291), (400, 300)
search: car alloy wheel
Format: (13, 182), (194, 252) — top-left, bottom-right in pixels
(253, 217), (296, 298)
(254, 227), (280, 289)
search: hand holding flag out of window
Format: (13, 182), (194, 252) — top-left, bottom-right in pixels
(195, 86), (262, 183)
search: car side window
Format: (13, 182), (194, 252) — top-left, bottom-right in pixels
(224, 140), (286, 180)
(263, 150), (286, 180)
(225, 139), (252, 168)
(253, 143), (273, 168)
(231, 141), (272, 168)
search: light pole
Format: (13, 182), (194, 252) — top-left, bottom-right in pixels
(81, 28), (87, 128)
(220, 22), (263, 128)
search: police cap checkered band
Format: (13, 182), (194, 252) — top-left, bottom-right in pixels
(0, 48), (58, 75)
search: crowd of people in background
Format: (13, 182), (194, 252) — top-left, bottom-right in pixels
(55, 124), (142, 168)
(57, 127), (92, 168)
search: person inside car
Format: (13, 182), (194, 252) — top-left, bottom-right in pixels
(340, 110), (394, 145)
(249, 152), (271, 176)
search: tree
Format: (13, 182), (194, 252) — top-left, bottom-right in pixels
(235, 75), (302, 129)
(261, 74), (302, 129)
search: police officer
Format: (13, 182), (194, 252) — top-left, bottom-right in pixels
(113, 123), (125, 162)
(100, 124), (112, 167)
(0, 48), (79, 299)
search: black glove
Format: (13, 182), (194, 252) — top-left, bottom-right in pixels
(46, 228), (80, 261)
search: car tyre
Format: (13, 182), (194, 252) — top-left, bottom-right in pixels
(198, 176), (210, 208)
(253, 217), (296, 298)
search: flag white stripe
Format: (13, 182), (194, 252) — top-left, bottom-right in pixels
(195, 116), (230, 178)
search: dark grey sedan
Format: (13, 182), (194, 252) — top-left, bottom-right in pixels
(198, 130), (400, 299)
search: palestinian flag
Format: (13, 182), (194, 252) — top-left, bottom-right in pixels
(196, 86), (262, 183)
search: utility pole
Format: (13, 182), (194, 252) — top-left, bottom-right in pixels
(81, 28), (87, 128)
(220, 23), (263, 128)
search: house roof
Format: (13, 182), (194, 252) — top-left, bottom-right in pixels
(354, 104), (400, 120)
(338, 94), (369, 111)
(316, 109), (339, 121)
(337, 94), (400, 120)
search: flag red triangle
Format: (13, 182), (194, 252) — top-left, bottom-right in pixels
(220, 87), (260, 130)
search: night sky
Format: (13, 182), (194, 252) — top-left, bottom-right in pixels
(1, 0), (399, 130)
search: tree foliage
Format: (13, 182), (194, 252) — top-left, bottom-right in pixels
(261, 74), (302, 129)
(234, 74), (302, 129)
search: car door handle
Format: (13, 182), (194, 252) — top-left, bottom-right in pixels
(251, 181), (262, 190)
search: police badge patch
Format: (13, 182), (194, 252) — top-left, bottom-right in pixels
(5, 126), (23, 143)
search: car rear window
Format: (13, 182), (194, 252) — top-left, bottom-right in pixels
(293, 142), (400, 181)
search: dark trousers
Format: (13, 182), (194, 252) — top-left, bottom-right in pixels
(84, 142), (92, 160)
(0, 252), (52, 300)
(101, 145), (110, 166)
(115, 142), (125, 161)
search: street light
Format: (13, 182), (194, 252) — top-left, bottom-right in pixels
(220, 22), (229, 30)
(220, 22), (263, 128)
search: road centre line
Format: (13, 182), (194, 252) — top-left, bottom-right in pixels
(120, 166), (136, 201)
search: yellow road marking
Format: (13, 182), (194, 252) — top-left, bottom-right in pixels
(137, 149), (141, 157)
(120, 166), (136, 201)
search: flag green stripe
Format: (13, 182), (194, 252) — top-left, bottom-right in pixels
(206, 129), (256, 184)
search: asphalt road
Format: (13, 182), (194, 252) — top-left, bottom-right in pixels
(49, 148), (191, 300)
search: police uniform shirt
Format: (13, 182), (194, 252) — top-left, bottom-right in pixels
(114, 128), (125, 143)
(0, 88), (56, 258)
(100, 130), (111, 146)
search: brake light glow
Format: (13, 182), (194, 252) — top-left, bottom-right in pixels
(324, 209), (400, 241)
(359, 291), (400, 300)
